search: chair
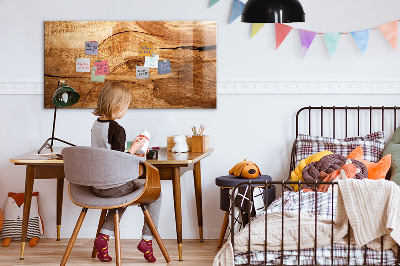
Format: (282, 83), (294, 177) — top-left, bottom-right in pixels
(60, 146), (171, 265)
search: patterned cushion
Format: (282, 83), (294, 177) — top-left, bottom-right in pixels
(294, 131), (385, 167)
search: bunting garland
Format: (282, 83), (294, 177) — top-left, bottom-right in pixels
(208, 1), (399, 58)
(323, 33), (341, 58)
(229, 0), (245, 24)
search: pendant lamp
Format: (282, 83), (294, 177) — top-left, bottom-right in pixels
(38, 80), (80, 154)
(241, 0), (305, 23)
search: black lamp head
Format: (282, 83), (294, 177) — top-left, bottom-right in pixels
(52, 81), (80, 108)
(242, 0), (305, 23)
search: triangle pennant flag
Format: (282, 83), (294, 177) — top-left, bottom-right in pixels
(229, 0), (245, 24)
(209, 0), (220, 7)
(378, 21), (398, 50)
(275, 23), (293, 49)
(298, 29), (317, 58)
(351, 29), (370, 55)
(251, 23), (266, 38)
(323, 33), (341, 58)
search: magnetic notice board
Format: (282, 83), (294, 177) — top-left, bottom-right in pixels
(44, 21), (217, 109)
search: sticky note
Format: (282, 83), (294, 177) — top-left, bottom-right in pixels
(144, 55), (159, 68)
(94, 60), (109, 75)
(76, 58), (90, 72)
(158, 60), (171, 75)
(136, 66), (150, 79)
(138, 42), (154, 56)
(85, 41), (98, 55)
(91, 66), (105, 82)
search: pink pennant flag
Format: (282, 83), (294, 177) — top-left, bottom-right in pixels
(275, 23), (293, 49)
(298, 29), (317, 58)
(378, 21), (398, 50)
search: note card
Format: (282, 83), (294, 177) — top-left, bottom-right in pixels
(136, 66), (150, 79)
(158, 60), (171, 75)
(91, 66), (105, 82)
(94, 60), (109, 75)
(76, 58), (90, 72)
(144, 55), (159, 68)
(138, 42), (154, 56)
(85, 41), (98, 55)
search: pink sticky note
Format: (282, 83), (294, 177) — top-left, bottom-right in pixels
(94, 60), (109, 75)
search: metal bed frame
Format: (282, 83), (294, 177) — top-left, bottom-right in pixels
(230, 106), (400, 266)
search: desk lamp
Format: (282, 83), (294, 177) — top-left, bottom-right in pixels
(38, 81), (80, 154)
(241, 0), (305, 23)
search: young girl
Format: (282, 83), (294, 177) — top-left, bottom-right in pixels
(91, 81), (162, 263)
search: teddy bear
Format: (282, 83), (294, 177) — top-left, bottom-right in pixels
(1, 192), (44, 247)
(172, 135), (189, 153)
(229, 159), (261, 179)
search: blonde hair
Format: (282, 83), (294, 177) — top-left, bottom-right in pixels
(93, 82), (133, 120)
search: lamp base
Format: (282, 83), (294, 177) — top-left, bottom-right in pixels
(38, 137), (76, 154)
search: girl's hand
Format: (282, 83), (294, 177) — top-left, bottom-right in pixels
(128, 137), (147, 155)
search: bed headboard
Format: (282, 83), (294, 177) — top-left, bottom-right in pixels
(290, 106), (400, 179)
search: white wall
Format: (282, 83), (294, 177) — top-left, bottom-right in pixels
(1, 0), (400, 240)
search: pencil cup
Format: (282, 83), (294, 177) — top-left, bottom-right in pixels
(191, 135), (209, 153)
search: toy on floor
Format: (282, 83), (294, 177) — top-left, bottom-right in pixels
(1, 192), (44, 247)
(172, 135), (189, 153)
(229, 159), (261, 179)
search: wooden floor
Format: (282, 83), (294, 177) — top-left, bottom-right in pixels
(0, 239), (221, 265)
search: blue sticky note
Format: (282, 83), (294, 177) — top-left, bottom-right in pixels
(85, 41), (98, 55)
(158, 60), (171, 75)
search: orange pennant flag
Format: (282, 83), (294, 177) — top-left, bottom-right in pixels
(275, 23), (293, 49)
(378, 21), (398, 50)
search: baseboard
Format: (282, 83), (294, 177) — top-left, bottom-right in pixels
(1, 81), (400, 95)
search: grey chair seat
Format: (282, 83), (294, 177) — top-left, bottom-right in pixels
(69, 180), (145, 208)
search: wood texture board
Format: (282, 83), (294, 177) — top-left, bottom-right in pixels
(44, 21), (217, 109)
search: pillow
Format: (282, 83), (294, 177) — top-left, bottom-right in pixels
(348, 146), (391, 180)
(382, 126), (400, 184)
(295, 131), (385, 167)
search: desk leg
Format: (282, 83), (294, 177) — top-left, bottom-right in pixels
(193, 161), (203, 242)
(20, 165), (34, 259)
(172, 167), (183, 261)
(56, 178), (64, 241)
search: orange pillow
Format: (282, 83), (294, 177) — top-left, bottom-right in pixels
(347, 146), (391, 180)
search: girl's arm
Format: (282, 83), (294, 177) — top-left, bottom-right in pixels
(128, 137), (147, 155)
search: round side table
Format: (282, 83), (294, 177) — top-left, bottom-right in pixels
(215, 175), (275, 248)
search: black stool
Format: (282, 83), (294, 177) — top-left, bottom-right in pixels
(215, 175), (275, 248)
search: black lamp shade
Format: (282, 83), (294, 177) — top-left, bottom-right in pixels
(52, 83), (80, 108)
(241, 0), (305, 23)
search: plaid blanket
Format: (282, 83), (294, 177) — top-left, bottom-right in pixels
(234, 191), (397, 265)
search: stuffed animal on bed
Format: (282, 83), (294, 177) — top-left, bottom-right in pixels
(229, 159), (261, 179)
(1, 192), (44, 247)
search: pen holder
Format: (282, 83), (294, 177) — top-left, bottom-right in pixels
(191, 135), (209, 153)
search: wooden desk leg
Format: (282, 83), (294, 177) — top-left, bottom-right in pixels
(193, 161), (203, 242)
(20, 165), (35, 259)
(56, 178), (64, 241)
(172, 167), (183, 261)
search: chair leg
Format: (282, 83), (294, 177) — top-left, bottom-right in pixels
(217, 211), (230, 248)
(60, 208), (88, 266)
(92, 209), (108, 258)
(114, 209), (121, 266)
(141, 205), (171, 263)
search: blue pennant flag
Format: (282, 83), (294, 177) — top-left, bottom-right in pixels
(351, 29), (371, 55)
(209, 0), (220, 7)
(229, 0), (245, 23)
(323, 33), (341, 58)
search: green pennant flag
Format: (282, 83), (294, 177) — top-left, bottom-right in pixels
(209, 0), (220, 7)
(251, 23), (266, 38)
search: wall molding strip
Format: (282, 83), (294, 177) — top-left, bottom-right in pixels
(1, 81), (400, 95)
